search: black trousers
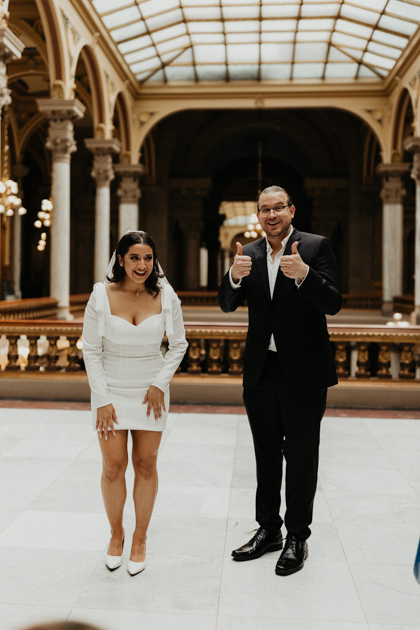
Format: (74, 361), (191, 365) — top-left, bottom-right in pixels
(243, 351), (326, 541)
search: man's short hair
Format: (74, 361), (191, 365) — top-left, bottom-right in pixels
(257, 186), (293, 210)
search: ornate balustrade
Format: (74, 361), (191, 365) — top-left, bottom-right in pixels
(0, 297), (58, 320)
(0, 320), (419, 382)
(0, 292), (393, 320)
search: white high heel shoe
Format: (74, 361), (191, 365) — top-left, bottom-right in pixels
(105, 533), (125, 571)
(127, 557), (146, 576)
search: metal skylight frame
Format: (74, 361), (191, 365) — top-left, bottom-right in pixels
(91, 0), (420, 82)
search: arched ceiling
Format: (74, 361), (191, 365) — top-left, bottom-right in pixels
(91, 0), (420, 83)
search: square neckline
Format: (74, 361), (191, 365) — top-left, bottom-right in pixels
(104, 284), (163, 327)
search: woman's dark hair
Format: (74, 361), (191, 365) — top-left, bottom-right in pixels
(106, 231), (163, 297)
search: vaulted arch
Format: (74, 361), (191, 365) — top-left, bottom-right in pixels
(391, 88), (414, 162)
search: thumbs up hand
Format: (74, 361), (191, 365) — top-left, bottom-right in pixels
(231, 241), (252, 283)
(280, 241), (309, 283)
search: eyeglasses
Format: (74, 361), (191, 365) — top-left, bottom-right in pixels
(258, 205), (290, 216)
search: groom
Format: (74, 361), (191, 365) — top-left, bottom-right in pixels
(218, 185), (341, 575)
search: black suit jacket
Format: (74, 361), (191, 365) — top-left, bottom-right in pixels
(217, 230), (342, 392)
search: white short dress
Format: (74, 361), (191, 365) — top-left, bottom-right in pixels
(82, 281), (188, 431)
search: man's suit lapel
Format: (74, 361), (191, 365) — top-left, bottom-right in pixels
(272, 228), (302, 302)
(254, 238), (271, 303)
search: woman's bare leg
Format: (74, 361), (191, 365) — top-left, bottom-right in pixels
(98, 430), (129, 555)
(130, 429), (162, 562)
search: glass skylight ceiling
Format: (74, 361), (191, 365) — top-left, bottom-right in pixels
(91, 0), (420, 82)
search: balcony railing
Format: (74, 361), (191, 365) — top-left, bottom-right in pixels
(0, 320), (419, 382)
(0, 297), (58, 320)
(0, 291), (391, 320)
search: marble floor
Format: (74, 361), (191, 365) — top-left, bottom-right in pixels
(0, 406), (419, 630)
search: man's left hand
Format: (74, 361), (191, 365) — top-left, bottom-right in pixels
(280, 242), (309, 282)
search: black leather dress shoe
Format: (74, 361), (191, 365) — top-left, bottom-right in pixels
(232, 527), (283, 561)
(275, 535), (308, 575)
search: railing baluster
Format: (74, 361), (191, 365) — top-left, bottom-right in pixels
(399, 343), (415, 379)
(208, 339), (223, 374)
(46, 335), (60, 372)
(355, 342), (370, 378)
(26, 335), (40, 371)
(187, 339), (202, 374)
(228, 340), (242, 375)
(377, 343), (392, 379)
(334, 342), (349, 377)
(5, 334), (20, 371)
(66, 335), (81, 372)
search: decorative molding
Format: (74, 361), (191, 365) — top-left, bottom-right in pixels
(404, 136), (420, 182)
(0, 26), (25, 65)
(85, 138), (121, 186)
(90, 153), (114, 185)
(90, 32), (100, 48)
(36, 98), (86, 161)
(85, 137), (121, 154)
(139, 111), (154, 127)
(376, 162), (410, 203)
(114, 163), (143, 204)
(255, 95), (265, 108)
(51, 80), (65, 99)
(365, 108), (384, 124)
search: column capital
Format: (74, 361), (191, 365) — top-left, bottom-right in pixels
(403, 135), (420, 155)
(114, 163), (144, 177)
(0, 27), (23, 117)
(376, 162), (410, 204)
(84, 137), (121, 155)
(0, 26), (25, 64)
(36, 98), (86, 121)
(85, 138), (121, 186)
(115, 164), (143, 204)
(37, 99), (85, 162)
(403, 136), (420, 182)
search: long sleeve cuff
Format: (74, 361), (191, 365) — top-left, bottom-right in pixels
(229, 267), (242, 289)
(295, 264), (309, 288)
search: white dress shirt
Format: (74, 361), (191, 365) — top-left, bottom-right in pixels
(229, 227), (309, 352)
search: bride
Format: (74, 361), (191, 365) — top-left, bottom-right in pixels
(82, 231), (188, 576)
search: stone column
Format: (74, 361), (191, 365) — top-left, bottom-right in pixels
(403, 137), (420, 324)
(36, 99), (86, 319)
(199, 244), (208, 287)
(85, 138), (121, 283)
(114, 164), (143, 238)
(12, 164), (29, 298)
(170, 178), (211, 290)
(0, 22), (24, 290)
(180, 223), (203, 290)
(376, 163), (410, 317)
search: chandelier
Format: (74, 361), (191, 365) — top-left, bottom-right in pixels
(244, 213), (265, 239)
(0, 107), (26, 218)
(34, 198), (52, 251)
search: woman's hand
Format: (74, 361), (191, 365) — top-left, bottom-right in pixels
(143, 385), (166, 420)
(96, 403), (118, 440)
